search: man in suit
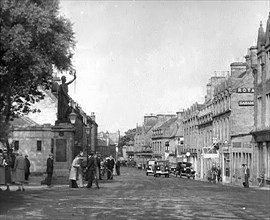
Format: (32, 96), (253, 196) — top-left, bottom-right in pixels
(242, 164), (250, 188)
(86, 152), (99, 189)
(107, 155), (115, 180)
(46, 154), (54, 186)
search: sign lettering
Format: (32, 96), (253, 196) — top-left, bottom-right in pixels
(238, 101), (254, 106)
(236, 87), (254, 93)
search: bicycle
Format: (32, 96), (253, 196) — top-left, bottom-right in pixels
(100, 167), (113, 180)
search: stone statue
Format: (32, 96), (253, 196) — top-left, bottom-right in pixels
(57, 71), (76, 123)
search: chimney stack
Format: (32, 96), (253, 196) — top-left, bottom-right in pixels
(90, 112), (95, 121)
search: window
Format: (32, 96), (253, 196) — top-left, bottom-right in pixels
(14, 141), (19, 151)
(51, 139), (54, 154)
(266, 94), (270, 127)
(266, 51), (270, 80)
(257, 97), (262, 128)
(258, 57), (262, 84)
(37, 140), (42, 151)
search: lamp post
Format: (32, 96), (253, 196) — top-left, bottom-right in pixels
(69, 108), (77, 160)
(85, 124), (92, 164)
(186, 151), (190, 163)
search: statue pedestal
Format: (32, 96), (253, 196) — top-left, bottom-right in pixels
(52, 123), (75, 177)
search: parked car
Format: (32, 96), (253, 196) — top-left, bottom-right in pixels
(170, 162), (177, 175)
(154, 160), (170, 178)
(176, 162), (196, 179)
(146, 160), (156, 176)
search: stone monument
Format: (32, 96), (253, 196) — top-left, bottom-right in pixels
(52, 71), (77, 177)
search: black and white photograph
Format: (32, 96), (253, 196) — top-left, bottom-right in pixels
(0, 0), (270, 219)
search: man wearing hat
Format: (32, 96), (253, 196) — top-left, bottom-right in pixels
(86, 152), (99, 189)
(46, 153), (54, 186)
(24, 155), (31, 182)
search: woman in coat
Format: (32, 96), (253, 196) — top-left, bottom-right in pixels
(14, 152), (25, 191)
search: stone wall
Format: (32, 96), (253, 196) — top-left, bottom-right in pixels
(12, 125), (53, 173)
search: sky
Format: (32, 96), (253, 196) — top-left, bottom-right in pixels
(58, 0), (269, 134)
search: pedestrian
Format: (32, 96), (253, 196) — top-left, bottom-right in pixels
(0, 149), (6, 191)
(107, 155), (115, 180)
(10, 149), (16, 184)
(217, 166), (222, 182)
(46, 153), (54, 187)
(3, 149), (12, 191)
(24, 155), (31, 182)
(86, 152), (99, 189)
(116, 159), (121, 175)
(96, 153), (102, 180)
(69, 152), (83, 188)
(242, 164), (250, 188)
(13, 151), (26, 191)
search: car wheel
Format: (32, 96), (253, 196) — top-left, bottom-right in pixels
(146, 172), (148, 176)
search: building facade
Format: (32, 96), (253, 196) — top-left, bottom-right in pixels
(183, 103), (203, 174)
(212, 61), (254, 184)
(251, 20), (270, 186)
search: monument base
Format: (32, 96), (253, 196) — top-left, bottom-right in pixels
(52, 123), (75, 177)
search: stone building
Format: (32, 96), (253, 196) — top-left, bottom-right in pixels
(251, 19), (270, 186)
(183, 103), (204, 173)
(197, 76), (225, 179)
(151, 114), (175, 159)
(212, 59), (254, 184)
(152, 116), (178, 160)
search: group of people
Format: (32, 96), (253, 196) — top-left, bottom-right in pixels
(207, 164), (250, 188)
(0, 149), (31, 191)
(67, 152), (121, 189)
(207, 165), (222, 183)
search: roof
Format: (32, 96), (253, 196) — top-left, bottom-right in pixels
(11, 116), (40, 127)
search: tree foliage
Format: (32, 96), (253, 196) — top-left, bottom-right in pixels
(118, 128), (136, 148)
(0, 0), (75, 145)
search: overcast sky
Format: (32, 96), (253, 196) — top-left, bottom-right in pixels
(59, 0), (269, 134)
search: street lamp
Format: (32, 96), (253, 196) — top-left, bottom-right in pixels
(69, 110), (77, 125)
(186, 151), (190, 163)
(85, 124), (91, 162)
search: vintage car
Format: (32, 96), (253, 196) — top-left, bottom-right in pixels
(176, 162), (196, 179)
(154, 160), (170, 178)
(146, 160), (156, 176)
(170, 163), (177, 175)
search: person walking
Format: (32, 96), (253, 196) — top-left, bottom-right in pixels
(24, 155), (31, 182)
(86, 152), (99, 189)
(242, 164), (250, 188)
(14, 152), (26, 191)
(116, 159), (121, 176)
(46, 153), (54, 187)
(217, 166), (222, 182)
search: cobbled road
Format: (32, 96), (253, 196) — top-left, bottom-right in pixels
(0, 167), (269, 220)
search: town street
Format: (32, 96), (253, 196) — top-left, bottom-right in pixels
(0, 167), (269, 220)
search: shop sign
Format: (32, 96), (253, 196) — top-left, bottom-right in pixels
(236, 87), (254, 93)
(238, 101), (254, 106)
(203, 153), (219, 159)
